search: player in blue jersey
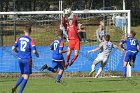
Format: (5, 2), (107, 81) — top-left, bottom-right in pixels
(120, 31), (140, 77)
(12, 25), (39, 93)
(40, 30), (67, 83)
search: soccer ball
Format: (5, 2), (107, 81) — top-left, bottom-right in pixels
(63, 8), (72, 15)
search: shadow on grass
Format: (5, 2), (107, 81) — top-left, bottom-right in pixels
(72, 89), (128, 93)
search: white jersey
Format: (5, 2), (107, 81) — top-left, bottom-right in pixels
(99, 41), (117, 57)
(95, 41), (117, 63)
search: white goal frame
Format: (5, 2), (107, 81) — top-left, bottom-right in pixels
(0, 10), (131, 77)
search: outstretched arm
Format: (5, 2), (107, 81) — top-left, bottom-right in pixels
(88, 47), (101, 53)
(115, 45), (125, 52)
(59, 50), (68, 53)
(61, 16), (67, 29)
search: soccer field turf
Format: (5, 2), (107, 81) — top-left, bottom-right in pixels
(0, 77), (140, 93)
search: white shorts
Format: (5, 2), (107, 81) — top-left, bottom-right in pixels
(95, 53), (109, 63)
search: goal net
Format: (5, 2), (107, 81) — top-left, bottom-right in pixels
(0, 10), (131, 79)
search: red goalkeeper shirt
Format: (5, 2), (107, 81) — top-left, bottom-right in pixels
(62, 15), (79, 40)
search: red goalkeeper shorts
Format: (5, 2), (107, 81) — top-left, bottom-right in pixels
(68, 39), (80, 50)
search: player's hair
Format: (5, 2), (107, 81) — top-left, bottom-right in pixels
(130, 31), (136, 37)
(24, 25), (32, 34)
(58, 30), (63, 37)
(104, 34), (110, 41)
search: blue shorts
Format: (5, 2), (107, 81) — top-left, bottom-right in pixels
(52, 60), (65, 70)
(124, 51), (137, 62)
(18, 59), (32, 74)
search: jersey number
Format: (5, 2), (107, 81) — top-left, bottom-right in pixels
(130, 40), (136, 45)
(54, 43), (58, 50)
(106, 45), (111, 50)
(20, 41), (27, 52)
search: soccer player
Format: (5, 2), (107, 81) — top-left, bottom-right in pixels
(62, 14), (80, 68)
(120, 31), (139, 77)
(12, 25), (39, 93)
(40, 30), (67, 83)
(88, 34), (123, 78)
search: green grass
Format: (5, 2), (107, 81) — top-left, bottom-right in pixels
(1, 77), (140, 93)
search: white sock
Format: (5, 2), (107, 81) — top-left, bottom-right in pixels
(95, 67), (102, 78)
(91, 64), (95, 71)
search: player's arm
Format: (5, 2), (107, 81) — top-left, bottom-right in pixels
(12, 39), (18, 53)
(88, 47), (101, 53)
(88, 43), (102, 53)
(12, 46), (18, 53)
(32, 50), (39, 57)
(73, 15), (77, 26)
(31, 39), (39, 57)
(59, 41), (68, 53)
(119, 37), (126, 50)
(136, 41), (140, 51)
(113, 44), (124, 52)
(61, 16), (67, 29)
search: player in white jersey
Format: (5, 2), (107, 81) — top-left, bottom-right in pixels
(88, 34), (123, 78)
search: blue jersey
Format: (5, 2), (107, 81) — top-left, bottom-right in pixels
(121, 37), (139, 52)
(50, 38), (64, 61)
(13, 36), (36, 59)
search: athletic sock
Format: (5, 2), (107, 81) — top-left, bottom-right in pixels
(15, 76), (24, 88)
(19, 79), (27, 93)
(71, 55), (78, 63)
(122, 67), (126, 77)
(95, 67), (102, 78)
(66, 55), (70, 63)
(91, 64), (95, 71)
(56, 74), (62, 81)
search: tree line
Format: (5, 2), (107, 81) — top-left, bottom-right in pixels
(0, 0), (140, 25)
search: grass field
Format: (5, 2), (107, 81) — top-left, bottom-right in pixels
(0, 77), (140, 93)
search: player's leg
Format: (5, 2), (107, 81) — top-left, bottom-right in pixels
(69, 40), (80, 66)
(69, 50), (79, 66)
(95, 61), (106, 78)
(18, 59), (32, 93)
(129, 52), (137, 68)
(56, 61), (64, 83)
(40, 60), (57, 72)
(18, 74), (29, 93)
(12, 60), (24, 93)
(65, 48), (72, 68)
(122, 52), (130, 77)
(89, 54), (102, 76)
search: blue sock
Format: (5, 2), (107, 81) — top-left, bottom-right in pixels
(19, 79), (27, 93)
(15, 76), (24, 88)
(48, 67), (54, 72)
(122, 67), (126, 77)
(56, 74), (62, 81)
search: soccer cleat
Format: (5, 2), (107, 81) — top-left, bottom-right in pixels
(55, 80), (61, 84)
(11, 87), (16, 93)
(64, 62), (69, 69)
(69, 59), (74, 66)
(69, 62), (74, 66)
(40, 64), (48, 71)
(89, 70), (95, 77)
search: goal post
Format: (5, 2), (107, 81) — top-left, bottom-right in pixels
(0, 10), (131, 77)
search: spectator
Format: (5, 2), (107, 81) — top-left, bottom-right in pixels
(96, 21), (106, 42)
(78, 23), (87, 42)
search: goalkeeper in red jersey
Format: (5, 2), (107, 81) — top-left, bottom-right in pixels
(62, 11), (80, 69)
